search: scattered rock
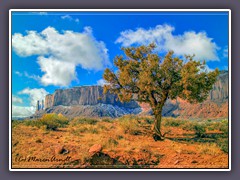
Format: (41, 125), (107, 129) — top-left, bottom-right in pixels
(88, 144), (102, 155)
(191, 160), (198, 164)
(55, 145), (69, 154)
(35, 139), (42, 143)
(174, 160), (180, 165)
(13, 141), (19, 147)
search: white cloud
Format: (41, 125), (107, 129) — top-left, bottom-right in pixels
(12, 26), (110, 86)
(12, 96), (23, 104)
(223, 46), (228, 58)
(24, 71), (40, 81)
(97, 79), (108, 86)
(18, 88), (49, 106)
(61, 15), (73, 20)
(61, 15), (80, 24)
(15, 71), (40, 81)
(12, 105), (35, 118)
(15, 71), (22, 76)
(38, 56), (77, 86)
(75, 18), (80, 23)
(12, 88), (49, 118)
(116, 24), (219, 61)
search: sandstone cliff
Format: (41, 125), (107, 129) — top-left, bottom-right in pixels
(44, 86), (139, 109)
(34, 71), (228, 119)
(207, 71), (228, 102)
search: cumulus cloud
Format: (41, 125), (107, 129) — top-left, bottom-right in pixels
(116, 24), (219, 61)
(37, 56), (77, 86)
(97, 79), (108, 86)
(12, 106), (35, 118)
(12, 88), (49, 117)
(18, 88), (49, 106)
(12, 106), (34, 117)
(12, 96), (23, 104)
(12, 26), (110, 86)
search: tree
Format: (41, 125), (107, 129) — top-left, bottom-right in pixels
(103, 43), (219, 140)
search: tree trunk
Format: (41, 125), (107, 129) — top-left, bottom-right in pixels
(153, 108), (164, 141)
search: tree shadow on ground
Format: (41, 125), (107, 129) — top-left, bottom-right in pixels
(165, 132), (227, 144)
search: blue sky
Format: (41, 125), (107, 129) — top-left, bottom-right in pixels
(11, 11), (229, 117)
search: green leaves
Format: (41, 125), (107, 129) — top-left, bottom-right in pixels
(103, 44), (219, 109)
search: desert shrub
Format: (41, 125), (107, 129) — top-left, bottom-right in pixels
(116, 135), (124, 140)
(198, 143), (222, 156)
(102, 118), (113, 123)
(73, 126), (89, 134)
(23, 119), (40, 127)
(163, 118), (185, 127)
(182, 121), (195, 131)
(206, 119), (228, 135)
(206, 121), (220, 131)
(39, 113), (69, 130)
(194, 124), (206, 138)
(71, 124), (100, 135)
(23, 113), (69, 130)
(87, 127), (99, 134)
(12, 120), (23, 128)
(219, 119), (228, 135)
(70, 117), (98, 126)
(216, 138), (228, 153)
(143, 117), (154, 124)
(104, 137), (119, 149)
(118, 116), (141, 135)
(97, 124), (108, 131)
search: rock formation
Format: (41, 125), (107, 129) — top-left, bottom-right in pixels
(33, 71), (228, 119)
(44, 86), (138, 109)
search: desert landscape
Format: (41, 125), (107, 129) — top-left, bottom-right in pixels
(12, 115), (228, 169)
(12, 71), (229, 169)
(11, 11), (229, 170)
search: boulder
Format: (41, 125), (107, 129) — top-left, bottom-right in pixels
(89, 144), (102, 155)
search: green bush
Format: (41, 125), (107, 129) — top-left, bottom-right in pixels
(194, 124), (206, 138)
(105, 137), (119, 148)
(23, 113), (69, 130)
(163, 118), (185, 127)
(219, 119), (228, 135)
(70, 117), (98, 126)
(102, 118), (113, 123)
(12, 120), (23, 128)
(118, 115), (141, 135)
(216, 138), (228, 153)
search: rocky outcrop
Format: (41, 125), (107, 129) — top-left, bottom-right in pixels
(44, 86), (138, 109)
(207, 71), (228, 102)
(33, 71), (228, 119)
(36, 104), (141, 118)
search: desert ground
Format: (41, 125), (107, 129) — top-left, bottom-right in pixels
(12, 114), (228, 169)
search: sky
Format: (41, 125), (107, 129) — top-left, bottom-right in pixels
(11, 11), (229, 117)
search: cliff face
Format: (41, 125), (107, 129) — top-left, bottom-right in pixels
(207, 71), (228, 102)
(44, 86), (139, 110)
(38, 71), (228, 119)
